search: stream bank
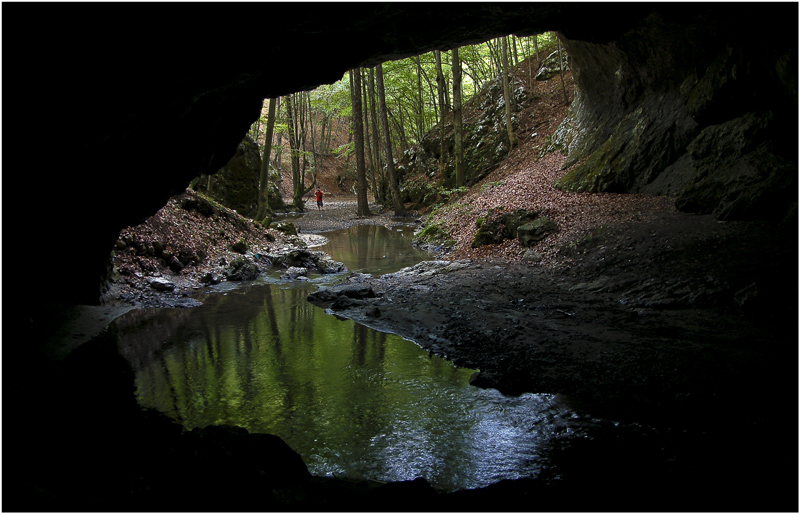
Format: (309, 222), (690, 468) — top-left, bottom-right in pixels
(306, 205), (798, 510)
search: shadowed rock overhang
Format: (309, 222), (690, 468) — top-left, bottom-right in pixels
(5, 3), (796, 308)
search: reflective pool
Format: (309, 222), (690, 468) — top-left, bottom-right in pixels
(114, 225), (589, 491)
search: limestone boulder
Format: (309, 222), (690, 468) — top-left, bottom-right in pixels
(518, 216), (559, 247)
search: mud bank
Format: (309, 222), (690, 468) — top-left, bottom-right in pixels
(306, 209), (798, 509)
(309, 210), (797, 423)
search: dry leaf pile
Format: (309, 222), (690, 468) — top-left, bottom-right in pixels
(435, 152), (675, 267)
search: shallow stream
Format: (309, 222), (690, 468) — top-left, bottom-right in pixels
(114, 224), (595, 491)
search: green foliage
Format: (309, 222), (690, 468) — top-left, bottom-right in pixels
(480, 180), (505, 192)
(332, 142), (354, 157)
(413, 219), (451, 246)
(437, 186), (468, 201)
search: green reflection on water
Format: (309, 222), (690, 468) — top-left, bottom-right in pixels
(118, 283), (487, 489)
(114, 225), (576, 490)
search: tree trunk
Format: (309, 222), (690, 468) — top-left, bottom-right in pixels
(376, 63), (405, 215)
(306, 92), (318, 183)
(396, 108), (408, 156)
(286, 94), (304, 210)
(415, 55), (425, 142)
(255, 97), (277, 223)
(501, 36), (519, 149)
(350, 68), (371, 216)
(435, 50), (448, 175)
(527, 36), (533, 86)
(274, 97), (284, 199)
(361, 68), (377, 202)
(368, 67), (385, 204)
(557, 33), (569, 105)
(512, 35), (519, 66)
(453, 47), (465, 187)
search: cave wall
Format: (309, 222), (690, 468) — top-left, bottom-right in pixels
(5, 3), (797, 316)
(551, 5), (797, 221)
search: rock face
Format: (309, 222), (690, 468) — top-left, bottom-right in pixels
(192, 136), (285, 218)
(193, 136), (261, 218)
(399, 74), (528, 207)
(550, 8), (797, 221)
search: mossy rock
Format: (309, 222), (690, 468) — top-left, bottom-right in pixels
(270, 222), (298, 236)
(471, 208), (538, 248)
(230, 238), (248, 254)
(518, 216), (559, 247)
(414, 222), (450, 245)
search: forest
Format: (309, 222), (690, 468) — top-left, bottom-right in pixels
(235, 32), (567, 219)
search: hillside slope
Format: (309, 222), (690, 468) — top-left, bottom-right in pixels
(411, 59), (676, 267)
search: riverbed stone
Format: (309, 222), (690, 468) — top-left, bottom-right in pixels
(317, 258), (348, 274)
(271, 221), (298, 236)
(307, 284), (376, 306)
(149, 277), (176, 291)
(281, 266), (308, 280)
(200, 272), (221, 284)
(223, 256), (259, 281)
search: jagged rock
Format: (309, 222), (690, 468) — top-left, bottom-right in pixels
(167, 255), (184, 272)
(317, 258), (348, 274)
(149, 277), (175, 291)
(535, 50), (570, 81)
(191, 136), (261, 218)
(273, 249), (315, 268)
(550, 13), (795, 221)
(281, 266), (308, 280)
(307, 284), (376, 306)
(384, 260), (470, 278)
(518, 216), (559, 247)
(674, 111), (796, 220)
(283, 235), (307, 248)
(152, 241), (165, 256)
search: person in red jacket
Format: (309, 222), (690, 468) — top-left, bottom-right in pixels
(315, 187), (324, 210)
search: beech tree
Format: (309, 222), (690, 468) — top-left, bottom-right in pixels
(556, 33), (569, 105)
(452, 47), (465, 187)
(361, 68), (378, 201)
(255, 97), (277, 224)
(376, 63), (404, 215)
(501, 36), (519, 149)
(286, 93), (316, 210)
(367, 67), (385, 203)
(435, 50), (448, 174)
(349, 68), (370, 216)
